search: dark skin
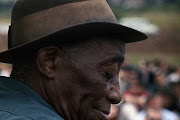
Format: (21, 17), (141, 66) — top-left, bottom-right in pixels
(25, 37), (125, 120)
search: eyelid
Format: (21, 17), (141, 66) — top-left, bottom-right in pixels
(112, 56), (124, 63)
(104, 65), (118, 82)
(99, 62), (121, 82)
(105, 71), (114, 80)
(100, 62), (119, 73)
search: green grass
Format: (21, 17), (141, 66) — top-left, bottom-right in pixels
(125, 53), (180, 67)
(124, 12), (180, 29)
(111, 4), (180, 29)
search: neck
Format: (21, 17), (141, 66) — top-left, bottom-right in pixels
(25, 75), (77, 120)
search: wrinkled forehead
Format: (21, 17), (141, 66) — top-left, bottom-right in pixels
(63, 36), (125, 49)
(62, 36), (125, 51)
(90, 37), (125, 55)
(62, 36), (125, 64)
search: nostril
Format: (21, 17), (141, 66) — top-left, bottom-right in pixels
(110, 99), (120, 104)
(107, 89), (122, 104)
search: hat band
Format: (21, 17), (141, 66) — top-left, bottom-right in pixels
(10, 0), (117, 48)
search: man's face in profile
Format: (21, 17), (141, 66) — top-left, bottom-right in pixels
(50, 37), (125, 120)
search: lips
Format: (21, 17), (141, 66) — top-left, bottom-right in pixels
(93, 104), (110, 115)
(94, 108), (110, 120)
(99, 109), (110, 115)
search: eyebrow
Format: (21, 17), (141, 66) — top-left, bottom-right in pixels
(112, 55), (125, 63)
(101, 54), (125, 64)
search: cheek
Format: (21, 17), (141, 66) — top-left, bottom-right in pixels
(86, 79), (109, 100)
(77, 80), (109, 120)
(81, 85), (110, 120)
(75, 70), (108, 97)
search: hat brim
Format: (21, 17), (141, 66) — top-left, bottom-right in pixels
(0, 22), (147, 63)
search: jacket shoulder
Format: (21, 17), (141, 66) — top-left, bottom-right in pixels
(0, 110), (63, 120)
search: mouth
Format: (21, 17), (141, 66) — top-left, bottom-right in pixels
(99, 109), (110, 115)
(94, 108), (110, 120)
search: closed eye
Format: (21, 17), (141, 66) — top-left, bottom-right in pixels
(105, 71), (113, 80)
(99, 62), (121, 82)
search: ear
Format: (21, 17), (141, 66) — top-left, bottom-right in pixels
(36, 46), (62, 79)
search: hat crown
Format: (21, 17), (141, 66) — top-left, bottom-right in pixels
(9, 0), (118, 48)
(11, 0), (87, 23)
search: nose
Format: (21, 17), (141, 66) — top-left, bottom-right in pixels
(107, 81), (122, 104)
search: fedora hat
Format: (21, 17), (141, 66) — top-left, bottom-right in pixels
(0, 0), (147, 63)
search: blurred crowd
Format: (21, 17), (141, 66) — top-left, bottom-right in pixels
(109, 59), (180, 120)
(0, 58), (180, 120)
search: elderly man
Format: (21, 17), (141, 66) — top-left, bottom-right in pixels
(0, 0), (147, 120)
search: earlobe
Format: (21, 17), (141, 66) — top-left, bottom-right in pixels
(36, 46), (62, 79)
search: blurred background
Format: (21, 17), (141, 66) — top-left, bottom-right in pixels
(0, 0), (180, 120)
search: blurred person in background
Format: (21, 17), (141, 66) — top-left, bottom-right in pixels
(136, 93), (179, 120)
(150, 59), (168, 74)
(167, 67), (180, 84)
(137, 60), (155, 93)
(158, 89), (178, 112)
(118, 69), (149, 120)
(118, 102), (138, 120)
(119, 65), (134, 93)
(108, 105), (120, 120)
(170, 81), (180, 115)
(150, 70), (168, 93)
(123, 78), (148, 110)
